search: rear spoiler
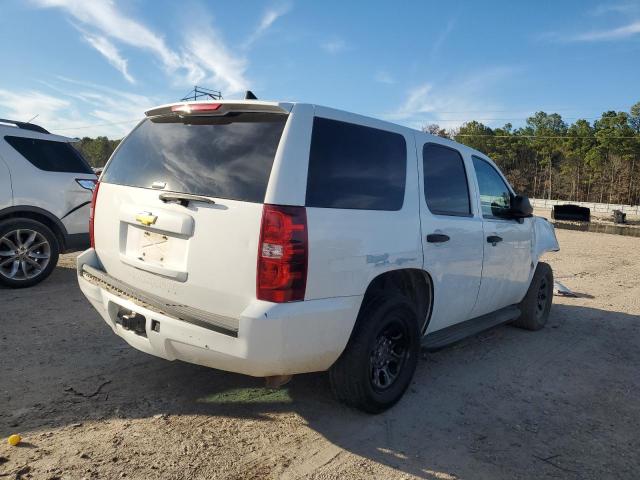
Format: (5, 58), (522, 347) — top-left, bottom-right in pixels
(145, 101), (291, 118)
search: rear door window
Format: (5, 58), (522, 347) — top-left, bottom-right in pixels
(422, 143), (471, 216)
(101, 113), (288, 203)
(5, 136), (93, 174)
(306, 117), (406, 210)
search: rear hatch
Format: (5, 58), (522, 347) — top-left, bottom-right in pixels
(93, 103), (290, 323)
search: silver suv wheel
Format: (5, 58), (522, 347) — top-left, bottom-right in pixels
(0, 228), (52, 281)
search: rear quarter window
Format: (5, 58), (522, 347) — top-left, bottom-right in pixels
(5, 136), (93, 174)
(305, 117), (407, 211)
(101, 113), (287, 203)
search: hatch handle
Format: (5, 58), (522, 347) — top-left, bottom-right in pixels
(159, 192), (216, 207)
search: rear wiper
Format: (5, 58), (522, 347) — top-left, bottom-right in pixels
(159, 192), (216, 207)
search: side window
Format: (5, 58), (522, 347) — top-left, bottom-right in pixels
(4, 136), (93, 174)
(306, 117), (407, 210)
(472, 156), (512, 218)
(422, 143), (471, 216)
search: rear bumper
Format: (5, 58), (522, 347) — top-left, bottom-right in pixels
(76, 248), (361, 377)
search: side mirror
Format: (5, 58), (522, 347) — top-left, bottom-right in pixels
(510, 194), (533, 218)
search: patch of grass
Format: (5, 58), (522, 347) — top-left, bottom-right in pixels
(198, 387), (292, 404)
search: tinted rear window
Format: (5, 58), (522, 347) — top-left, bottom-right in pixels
(5, 136), (93, 174)
(306, 117), (407, 210)
(423, 143), (471, 216)
(102, 113), (288, 203)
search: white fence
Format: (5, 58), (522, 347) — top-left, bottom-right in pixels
(530, 198), (640, 216)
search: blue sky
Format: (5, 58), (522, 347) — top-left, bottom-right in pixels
(0, 0), (639, 138)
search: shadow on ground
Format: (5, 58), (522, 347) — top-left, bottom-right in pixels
(1, 263), (639, 479)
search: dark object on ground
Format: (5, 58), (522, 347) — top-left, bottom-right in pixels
(612, 210), (626, 224)
(552, 204), (590, 222)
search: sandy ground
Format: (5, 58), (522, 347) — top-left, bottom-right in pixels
(1, 229), (639, 479)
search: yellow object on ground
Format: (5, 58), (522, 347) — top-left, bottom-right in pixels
(7, 434), (21, 446)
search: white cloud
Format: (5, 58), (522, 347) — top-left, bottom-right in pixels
(569, 21), (640, 41)
(385, 67), (516, 129)
(32, 0), (180, 69)
(0, 78), (155, 138)
(540, 2), (640, 43)
(243, 2), (291, 48)
(0, 89), (70, 124)
(183, 26), (249, 95)
(321, 37), (348, 54)
(430, 18), (456, 59)
(589, 2), (640, 16)
(31, 0), (251, 95)
(83, 33), (135, 84)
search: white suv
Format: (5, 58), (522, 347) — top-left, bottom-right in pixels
(77, 100), (559, 412)
(0, 118), (96, 288)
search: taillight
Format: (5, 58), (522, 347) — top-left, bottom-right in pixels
(89, 181), (101, 249)
(257, 204), (308, 302)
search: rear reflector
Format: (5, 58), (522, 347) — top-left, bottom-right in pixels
(257, 205), (308, 302)
(171, 103), (221, 114)
(89, 181), (101, 248)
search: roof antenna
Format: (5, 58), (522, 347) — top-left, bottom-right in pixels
(244, 90), (258, 100)
(180, 86), (222, 102)
(25, 114), (39, 123)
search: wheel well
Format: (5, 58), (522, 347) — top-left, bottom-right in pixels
(361, 269), (433, 334)
(0, 209), (66, 250)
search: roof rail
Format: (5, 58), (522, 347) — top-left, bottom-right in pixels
(0, 118), (50, 134)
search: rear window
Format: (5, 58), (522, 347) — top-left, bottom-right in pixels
(422, 143), (471, 216)
(306, 117), (407, 210)
(102, 113), (288, 203)
(5, 136), (93, 174)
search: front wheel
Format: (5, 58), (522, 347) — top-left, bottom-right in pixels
(512, 262), (553, 331)
(0, 219), (60, 288)
(329, 294), (420, 413)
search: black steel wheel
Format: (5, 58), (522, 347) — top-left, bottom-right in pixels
(513, 262), (553, 331)
(370, 318), (410, 391)
(329, 294), (420, 413)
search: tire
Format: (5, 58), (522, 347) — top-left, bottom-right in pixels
(512, 262), (553, 331)
(329, 294), (420, 414)
(0, 218), (60, 288)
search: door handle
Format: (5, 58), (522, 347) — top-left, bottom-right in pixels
(426, 233), (450, 243)
(487, 235), (503, 246)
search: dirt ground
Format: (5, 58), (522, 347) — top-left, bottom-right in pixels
(1, 228), (639, 479)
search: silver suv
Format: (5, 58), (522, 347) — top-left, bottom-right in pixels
(0, 118), (97, 287)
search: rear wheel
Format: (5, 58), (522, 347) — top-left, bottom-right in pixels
(0, 219), (60, 288)
(512, 262), (553, 331)
(329, 294), (420, 413)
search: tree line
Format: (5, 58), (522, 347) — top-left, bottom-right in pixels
(74, 136), (120, 169)
(74, 102), (640, 206)
(426, 101), (640, 205)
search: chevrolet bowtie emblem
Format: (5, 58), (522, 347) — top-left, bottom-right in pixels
(135, 212), (157, 226)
